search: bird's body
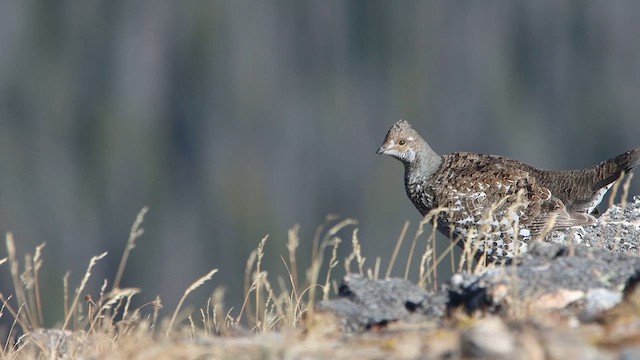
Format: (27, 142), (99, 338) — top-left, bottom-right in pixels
(377, 120), (640, 260)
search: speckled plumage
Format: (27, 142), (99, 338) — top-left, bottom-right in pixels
(377, 120), (640, 260)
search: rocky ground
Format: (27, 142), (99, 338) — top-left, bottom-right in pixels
(311, 196), (640, 359)
(15, 197), (640, 359)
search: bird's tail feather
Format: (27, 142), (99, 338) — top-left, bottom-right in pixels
(591, 147), (640, 191)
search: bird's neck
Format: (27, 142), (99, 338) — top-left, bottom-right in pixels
(405, 145), (442, 184)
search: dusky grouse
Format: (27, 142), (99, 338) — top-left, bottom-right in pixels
(377, 120), (640, 261)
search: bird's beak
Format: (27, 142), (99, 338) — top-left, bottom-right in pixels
(376, 145), (387, 155)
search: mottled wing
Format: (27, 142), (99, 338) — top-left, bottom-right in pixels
(432, 153), (594, 237)
(523, 194), (595, 235)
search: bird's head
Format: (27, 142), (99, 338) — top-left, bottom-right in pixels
(376, 120), (424, 164)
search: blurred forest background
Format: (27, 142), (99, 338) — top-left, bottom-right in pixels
(0, 1), (639, 328)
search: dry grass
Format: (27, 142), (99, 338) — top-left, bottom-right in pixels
(6, 188), (633, 358)
(0, 201), (481, 358)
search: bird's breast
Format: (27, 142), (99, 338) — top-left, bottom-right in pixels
(405, 180), (434, 216)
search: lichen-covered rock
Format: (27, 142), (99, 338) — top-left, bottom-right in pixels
(582, 196), (640, 253)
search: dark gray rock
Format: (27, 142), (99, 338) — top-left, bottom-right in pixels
(448, 242), (640, 316)
(316, 275), (447, 332)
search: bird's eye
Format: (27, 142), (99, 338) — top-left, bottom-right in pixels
(398, 139), (406, 146)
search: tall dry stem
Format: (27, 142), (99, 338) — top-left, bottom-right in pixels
(385, 221), (409, 279)
(167, 269), (218, 336)
(113, 206), (148, 290)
